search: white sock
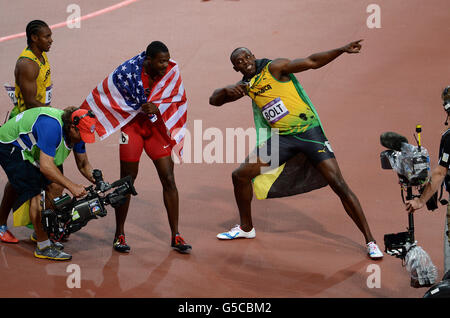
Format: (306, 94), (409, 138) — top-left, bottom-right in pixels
(37, 240), (51, 250)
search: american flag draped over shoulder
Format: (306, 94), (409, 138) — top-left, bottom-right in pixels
(80, 52), (188, 157)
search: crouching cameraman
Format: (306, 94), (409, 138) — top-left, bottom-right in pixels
(406, 86), (450, 275)
(0, 106), (97, 261)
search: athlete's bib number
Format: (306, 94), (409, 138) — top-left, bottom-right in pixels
(4, 84), (17, 106)
(45, 85), (53, 105)
(261, 98), (289, 124)
(120, 131), (129, 145)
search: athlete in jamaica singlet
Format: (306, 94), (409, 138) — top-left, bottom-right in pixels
(0, 20), (54, 245)
(247, 62), (320, 135)
(209, 42), (384, 260)
(12, 47), (52, 118)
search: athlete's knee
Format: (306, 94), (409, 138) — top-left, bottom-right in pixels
(120, 161), (139, 180)
(160, 172), (177, 191)
(232, 163), (264, 185)
(329, 175), (351, 197)
(29, 194), (42, 217)
(114, 195), (131, 214)
(232, 167), (247, 184)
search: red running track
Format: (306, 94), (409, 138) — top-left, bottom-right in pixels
(0, 0), (449, 298)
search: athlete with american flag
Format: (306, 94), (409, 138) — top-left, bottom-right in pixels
(80, 41), (191, 254)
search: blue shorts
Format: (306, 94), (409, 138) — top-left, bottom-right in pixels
(0, 143), (49, 210)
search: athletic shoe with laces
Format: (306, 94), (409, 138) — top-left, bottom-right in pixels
(0, 226), (19, 243)
(217, 224), (256, 240)
(171, 234), (192, 254)
(34, 245), (72, 261)
(113, 234), (130, 253)
(30, 232), (64, 250)
(367, 241), (383, 259)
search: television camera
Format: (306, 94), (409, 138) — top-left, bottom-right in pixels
(380, 125), (439, 287)
(41, 169), (137, 242)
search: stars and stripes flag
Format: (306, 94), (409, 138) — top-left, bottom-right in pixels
(80, 52), (187, 157)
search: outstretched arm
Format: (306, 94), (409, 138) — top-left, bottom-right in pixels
(209, 82), (248, 106)
(269, 40), (363, 79)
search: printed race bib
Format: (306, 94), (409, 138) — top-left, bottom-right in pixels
(261, 97), (289, 124)
(4, 84), (17, 106)
(149, 114), (157, 123)
(120, 131), (129, 145)
(45, 84), (53, 105)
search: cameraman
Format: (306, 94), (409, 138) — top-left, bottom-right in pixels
(406, 86), (450, 275)
(0, 106), (97, 260)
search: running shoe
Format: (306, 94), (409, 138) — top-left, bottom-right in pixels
(0, 226), (18, 243)
(30, 232), (64, 250)
(171, 234), (192, 254)
(367, 241), (384, 259)
(217, 224), (256, 240)
(34, 245), (72, 261)
(113, 234), (130, 253)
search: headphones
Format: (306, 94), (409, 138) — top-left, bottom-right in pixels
(442, 86), (450, 125)
(443, 86), (450, 111)
(73, 109), (95, 126)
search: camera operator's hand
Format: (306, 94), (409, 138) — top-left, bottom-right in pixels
(405, 197), (424, 213)
(68, 183), (87, 198)
(405, 166), (447, 213)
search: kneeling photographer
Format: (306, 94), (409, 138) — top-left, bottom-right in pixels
(405, 86), (450, 280)
(0, 106), (98, 261)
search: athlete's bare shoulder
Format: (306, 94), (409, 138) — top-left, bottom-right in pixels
(15, 57), (39, 78)
(268, 58), (291, 81)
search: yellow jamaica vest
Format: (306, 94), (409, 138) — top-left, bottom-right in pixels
(13, 47), (52, 118)
(247, 62), (320, 135)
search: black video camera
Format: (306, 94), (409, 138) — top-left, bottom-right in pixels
(41, 169), (137, 242)
(380, 128), (433, 259)
(380, 130), (438, 212)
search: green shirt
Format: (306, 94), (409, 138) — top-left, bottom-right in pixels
(0, 107), (71, 167)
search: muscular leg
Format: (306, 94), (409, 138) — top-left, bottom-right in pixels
(0, 182), (17, 225)
(29, 193), (47, 242)
(232, 158), (270, 232)
(30, 192), (71, 259)
(152, 155), (179, 239)
(114, 161), (139, 237)
(315, 158), (375, 243)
